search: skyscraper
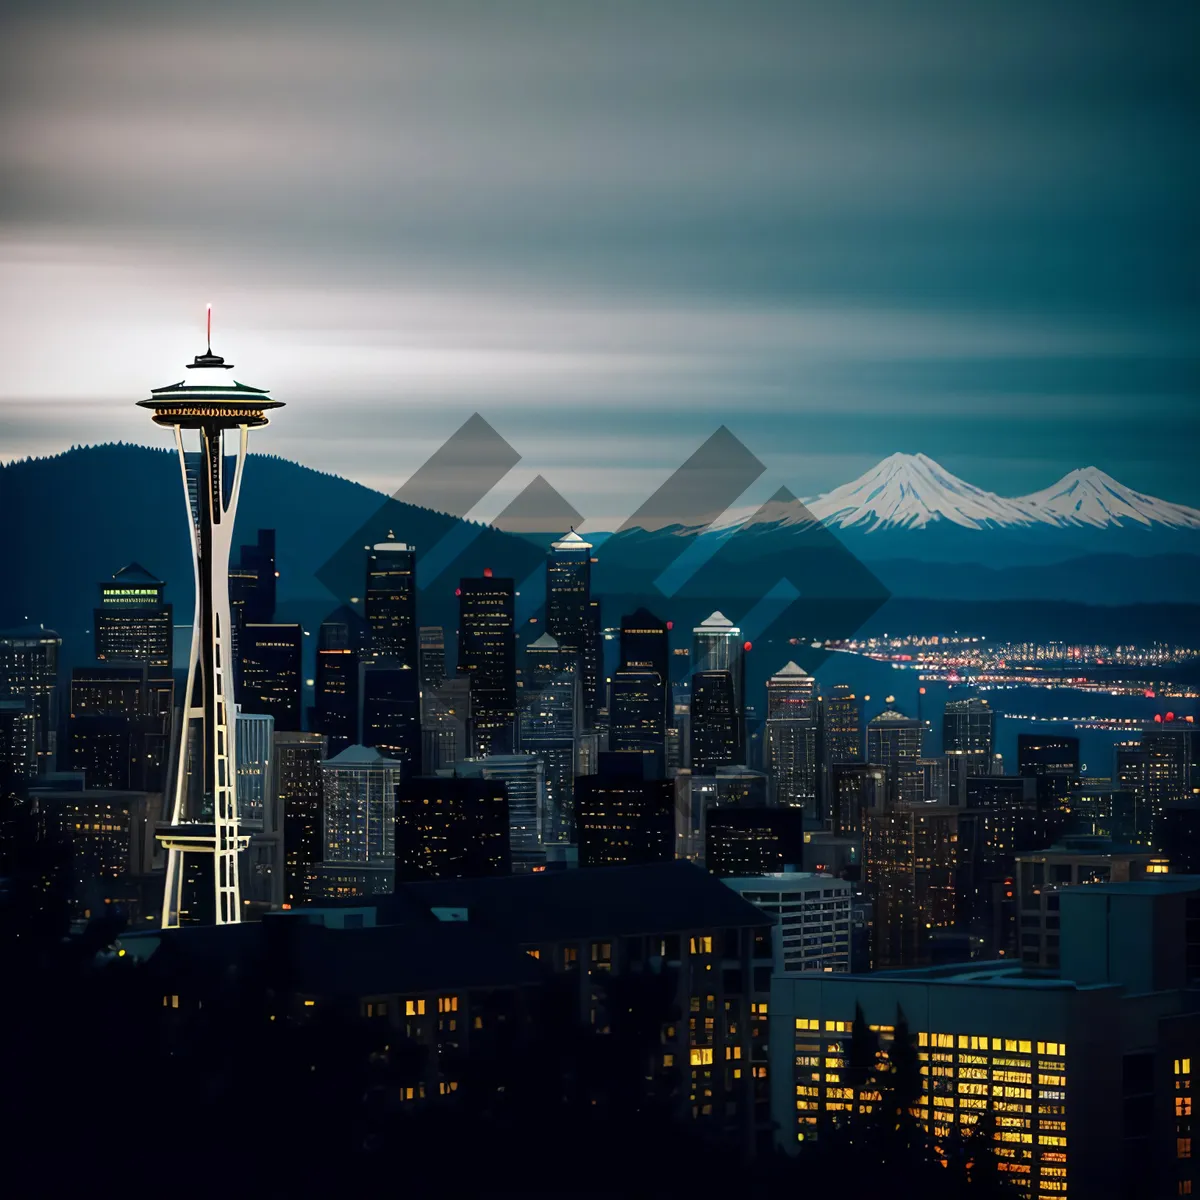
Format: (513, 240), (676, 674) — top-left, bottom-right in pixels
(576, 752), (674, 869)
(418, 625), (446, 689)
(620, 607), (670, 730)
(764, 662), (818, 812)
(690, 670), (738, 773)
(545, 530), (600, 721)
(526, 631), (566, 684)
(138, 316), (283, 926)
(457, 753), (545, 872)
(67, 664), (166, 791)
(692, 611), (746, 757)
(394, 774), (511, 881)
(942, 696), (994, 776)
(420, 677), (471, 774)
(866, 708), (923, 807)
(359, 661), (421, 772)
(457, 573), (517, 756)
(0, 625), (61, 774)
(229, 528), (276, 693)
(1018, 733), (1080, 810)
(365, 532), (418, 667)
(94, 562), (173, 670)
(311, 608), (361, 755)
(608, 667), (666, 777)
(318, 744), (402, 897)
(239, 622), (303, 732)
(518, 668), (580, 846)
(274, 730), (326, 908)
(822, 684), (861, 763)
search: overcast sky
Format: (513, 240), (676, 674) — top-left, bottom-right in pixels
(1, 0), (1197, 525)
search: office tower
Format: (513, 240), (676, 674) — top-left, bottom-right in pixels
(822, 684), (861, 763)
(394, 774), (511, 881)
(576, 753), (674, 868)
(311, 608), (361, 755)
(68, 664), (168, 792)
(1014, 838), (1166, 970)
(1115, 741), (1151, 839)
(274, 731), (326, 908)
(942, 696), (994, 776)
(235, 712), (273, 826)
(0, 625), (61, 773)
(771, 878), (1200, 1200)
(545, 530), (600, 722)
(420, 677), (471, 775)
(620, 607), (670, 730)
(690, 670), (738, 772)
(418, 626), (446, 689)
(865, 805), (961, 967)
(457, 573), (517, 756)
(319, 745), (402, 896)
(230, 529), (277, 626)
(526, 631), (566, 684)
(239, 622), (303, 732)
(764, 661), (818, 812)
(235, 711), (279, 909)
(229, 529), (276, 690)
(365, 532), (418, 666)
(0, 699), (37, 786)
(705, 807), (808, 878)
(1018, 733), (1081, 810)
(518, 669), (580, 846)
(608, 667), (666, 777)
(457, 753), (545, 872)
(722, 875), (852, 973)
(139, 320), (284, 926)
(1160, 801), (1200, 874)
(692, 612), (745, 756)
(1069, 780), (1142, 844)
(829, 762), (887, 836)
(360, 661), (420, 773)
(866, 708), (923, 807)
(35, 787), (158, 920)
(94, 562), (173, 670)
(916, 755), (958, 806)
(1142, 722), (1200, 828)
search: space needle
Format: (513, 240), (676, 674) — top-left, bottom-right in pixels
(139, 309), (284, 926)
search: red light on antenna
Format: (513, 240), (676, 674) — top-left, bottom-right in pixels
(919, 687), (926, 695)
(666, 621), (673, 631)
(743, 641), (752, 652)
(454, 587), (461, 597)
(1167, 711), (1176, 722)
(1154, 713), (1163, 723)
(483, 567), (493, 578)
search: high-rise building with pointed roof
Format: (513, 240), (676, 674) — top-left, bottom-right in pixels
(693, 611), (746, 758)
(94, 562), (173, 670)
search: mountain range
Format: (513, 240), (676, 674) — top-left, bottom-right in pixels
(2, 444), (1198, 672)
(709, 452), (1200, 533)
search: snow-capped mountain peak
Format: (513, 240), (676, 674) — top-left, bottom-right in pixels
(805, 452), (1045, 531)
(1018, 467), (1200, 529)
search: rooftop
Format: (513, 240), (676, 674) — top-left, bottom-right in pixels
(107, 562), (163, 586)
(324, 744), (406, 768)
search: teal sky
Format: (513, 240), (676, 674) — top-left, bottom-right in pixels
(0, 0), (1197, 525)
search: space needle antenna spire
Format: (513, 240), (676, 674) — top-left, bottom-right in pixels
(138, 308), (285, 927)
